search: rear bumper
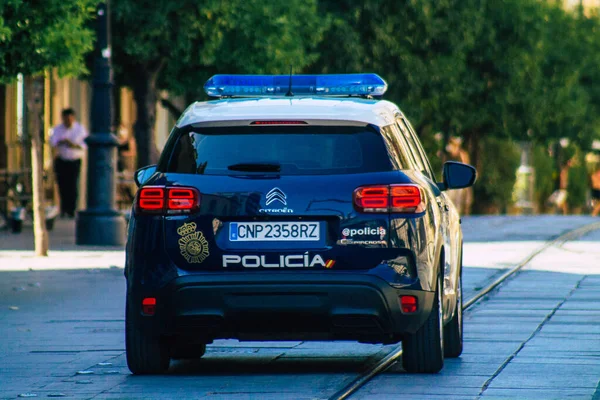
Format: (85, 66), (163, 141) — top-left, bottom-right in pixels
(130, 272), (435, 343)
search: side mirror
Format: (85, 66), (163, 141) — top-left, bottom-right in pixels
(134, 165), (157, 187)
(439, 161), (477, 191)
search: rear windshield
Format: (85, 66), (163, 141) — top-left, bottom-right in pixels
(166, 126), (393, 175)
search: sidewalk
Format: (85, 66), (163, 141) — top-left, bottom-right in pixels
(0, 218), (125, 271)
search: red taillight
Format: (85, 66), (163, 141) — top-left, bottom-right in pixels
(354, 186), (389, 211)
(136, 186), (199, 214)
(353, 184), (423, 213)
(250, 120), (308, 125)
(168, 188), (196, 210)
(142, 297), (156, 316)
(138, 187), (165, 211)
(400, 295), (418, 313)
(391, 185), (421, 211)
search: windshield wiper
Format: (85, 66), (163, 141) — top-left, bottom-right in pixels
(227, 162), (281, 172)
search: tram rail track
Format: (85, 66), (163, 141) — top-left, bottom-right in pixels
(329, 221), (600, 400)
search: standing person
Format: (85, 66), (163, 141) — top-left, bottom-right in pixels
(49, 108), (88, 218)
(116, 123), (137, 173)
(548, 158), (573, 215)
(444, 136), (473, 215)
(116, 124), (137, 208)
(591, 166), (600, 217)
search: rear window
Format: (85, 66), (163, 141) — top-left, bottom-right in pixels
(166, 126), (394, 175)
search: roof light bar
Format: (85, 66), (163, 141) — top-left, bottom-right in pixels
(204, 74), (387, 98)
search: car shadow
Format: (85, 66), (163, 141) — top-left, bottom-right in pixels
(164, 352), (386, 375)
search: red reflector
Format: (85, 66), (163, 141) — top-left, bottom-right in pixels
(250, 120), (308, 125)
(142, 297), (156, 316)
(400, 296), (418, 313)
(142, 298), (156, 305)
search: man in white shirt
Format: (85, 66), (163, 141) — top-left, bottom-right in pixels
(49, 108), (88, 218)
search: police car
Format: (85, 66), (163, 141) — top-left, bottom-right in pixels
(125, 74), (476, 374)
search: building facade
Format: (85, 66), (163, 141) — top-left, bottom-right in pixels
(0, 72), (175, 217)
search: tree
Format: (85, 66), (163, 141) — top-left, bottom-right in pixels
(0, 0), (97, 256)
(310, 0), (600, 212)
(0, 0), (97, 80)
(111, 0), (325, 169)
(309, 0), (486, 159)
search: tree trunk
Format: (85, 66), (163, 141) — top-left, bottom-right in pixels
(25, 76), (48, 256)
(132, 69), (161, 170)
(0, 85), (7, 170)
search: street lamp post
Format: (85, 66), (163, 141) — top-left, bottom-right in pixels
(76, 0), (126, 246)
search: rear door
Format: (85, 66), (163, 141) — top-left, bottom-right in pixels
(155, 124), (413, 272)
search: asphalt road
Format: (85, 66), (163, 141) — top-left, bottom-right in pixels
(1, 216), (599, 399)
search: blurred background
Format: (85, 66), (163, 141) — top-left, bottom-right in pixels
(2, 0), (600, 231)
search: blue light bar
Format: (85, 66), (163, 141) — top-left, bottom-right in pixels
(203, 74), (387, 97)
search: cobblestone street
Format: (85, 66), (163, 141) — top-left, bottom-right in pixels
(1, 216), (600, 399)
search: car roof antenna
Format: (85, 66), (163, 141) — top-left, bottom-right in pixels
(285, 65), (293, 97)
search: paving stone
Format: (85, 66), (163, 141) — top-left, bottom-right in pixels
(2, 216), (600, 399)
(463, 331), (532, 342)
(356, 395), (476, 400)
(388, 359), (499, 376)
(363, 380), (482, 396)
(486, 368), (600, 389)
(541, 323), (600, 334)
(459, 341), (522, 355)
(512, 356), (600, 365)
(481, 388), (594, 399)
(524, 337), (600, 352)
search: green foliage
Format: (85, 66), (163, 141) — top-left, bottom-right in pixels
(531, 145), (555, 212)
(567, 151), (590, 210)
(309, 0), (600, 212)
(111, 0), (324, 97)
(0, 0), (97, 81)
(110, 0), (325, 167)
(472, 138), (521, 214)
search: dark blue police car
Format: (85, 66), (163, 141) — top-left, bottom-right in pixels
(125, 74), (476, 374)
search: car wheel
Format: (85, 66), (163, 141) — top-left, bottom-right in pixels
(125, 296), (170, 375)
(444, 266), (463, 358)
(402, 274), (444, 373)
(170, 342), (207, 360)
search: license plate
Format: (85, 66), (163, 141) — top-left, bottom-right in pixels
(229, 222), (320, 241)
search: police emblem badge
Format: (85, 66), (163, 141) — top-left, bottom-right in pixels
(177, 222), (209, 263)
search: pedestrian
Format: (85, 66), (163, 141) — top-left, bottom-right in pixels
(591, 165), (600, 217)
(547, 157), (573, 215)
(116, 124), (137, 208)
(444, 136), (474, 215)
(116, 123), (137, 173)
(49, 108), (88, 218)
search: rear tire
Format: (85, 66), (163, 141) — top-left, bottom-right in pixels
(402, 274), (444, 373)
(125, 297), (170, 375)
(444, 267), (463, 358)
